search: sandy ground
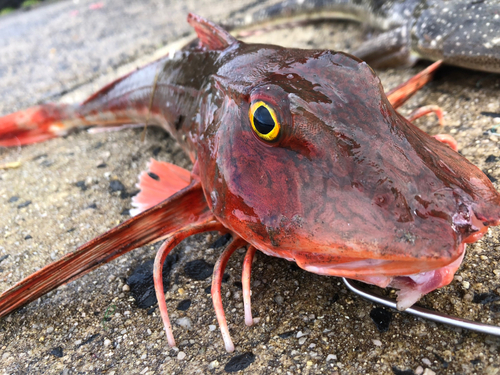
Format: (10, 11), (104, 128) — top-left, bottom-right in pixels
(1, 1), (500, 374)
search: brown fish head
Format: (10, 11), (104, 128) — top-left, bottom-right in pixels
(196, 42), (500, 283)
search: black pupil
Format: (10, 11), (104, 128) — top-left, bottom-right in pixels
(253, 105), (275, 134)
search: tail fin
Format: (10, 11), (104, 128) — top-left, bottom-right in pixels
(0, 181), (212, 317)
(0, 104), (76, 146)
(0, 57), (167, 147)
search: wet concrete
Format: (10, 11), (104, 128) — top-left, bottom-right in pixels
(1, 1), (500, 374)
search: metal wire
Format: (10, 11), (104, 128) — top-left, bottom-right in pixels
(343, 278), (500, 336)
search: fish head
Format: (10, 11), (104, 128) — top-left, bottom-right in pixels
(196, 43), (500, 306)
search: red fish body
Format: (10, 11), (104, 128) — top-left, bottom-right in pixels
(193, 40), (500, 309)
(1, 14), (500, 350)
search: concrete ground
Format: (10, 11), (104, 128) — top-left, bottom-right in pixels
(0, 1), (500, 374)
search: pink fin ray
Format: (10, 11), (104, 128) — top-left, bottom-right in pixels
(242, 246), (257, 326)
(153, 220), (225, 348)
(131, 159), (191, 216)
(387, 60), (443, 109)
(0, 181), (211, 318)
(187, 13), (236, 51)
(432, 134), (458, 152)
(211, 237), (247, 352)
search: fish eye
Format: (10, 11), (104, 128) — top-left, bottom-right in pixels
(249, 101), (280, 141)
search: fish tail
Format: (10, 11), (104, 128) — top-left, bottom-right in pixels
(0, 58), (168, 147)
(0, 181), (213, 318)
(0, 103), (81, 146)
(0, 99), (152, 147)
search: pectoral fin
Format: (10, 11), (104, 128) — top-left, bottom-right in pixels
(0, 181), (213, 317)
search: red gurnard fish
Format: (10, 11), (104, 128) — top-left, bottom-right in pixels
(0, 14), (499, 352)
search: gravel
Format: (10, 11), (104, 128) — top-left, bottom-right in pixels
(1, 0), (500, 374)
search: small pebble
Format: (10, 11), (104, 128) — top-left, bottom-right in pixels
(296, 331), (307, 338)
(224, 352), (255, 372)
(415, 366), (424, 375)
(326, 354), (337, 361)
(104, 339), (112, 347)
(177, 351), (186, 360)
(74, 340), (82, 346)
(298, 337), (307, 345)
(422, 358), (432, 366)
(49, 347), (63, 358)
(209, 325), (216, 331)
(176, 299), (191, 311)
(46, 327), (54, 334)
(370, 307), (392, 332)
(372, 339), (382, 346)
(208, 360), (219, 370)
(463, 293), (474, 302)
(423, 369), (436, 375)
(175, 317), (192, 330)
(122, 284), (130, 292)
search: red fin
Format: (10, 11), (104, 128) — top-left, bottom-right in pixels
(131, 159), (191, 216)
(187, 13), (236, 51)
(0, 182), (212, 318)
(0, 104), (72, 146)
(432, 134), (458, 152)
(386, 60), (443, 109)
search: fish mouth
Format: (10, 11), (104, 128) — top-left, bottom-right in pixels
(292, 205), (493, 310)
(296, 242), (467, 311)
(297, 251), (463, 280)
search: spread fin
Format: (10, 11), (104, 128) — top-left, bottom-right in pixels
(187, 13), (237, 50)
(131, 159), (191, 216)
(0, 181), (212, 318)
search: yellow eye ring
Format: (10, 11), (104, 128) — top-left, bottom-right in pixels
(249, 101), (280, 141)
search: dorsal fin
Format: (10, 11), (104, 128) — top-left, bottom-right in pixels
(187, 13), (237, 51)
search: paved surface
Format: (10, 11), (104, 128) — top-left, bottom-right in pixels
(0, 0), (269, 115)
(1, 1), (500, 374)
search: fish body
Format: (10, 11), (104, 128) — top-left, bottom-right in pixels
(190, 33), (500, 308)
(0, 14), (500, 348)
(226, 0), (500, 73)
